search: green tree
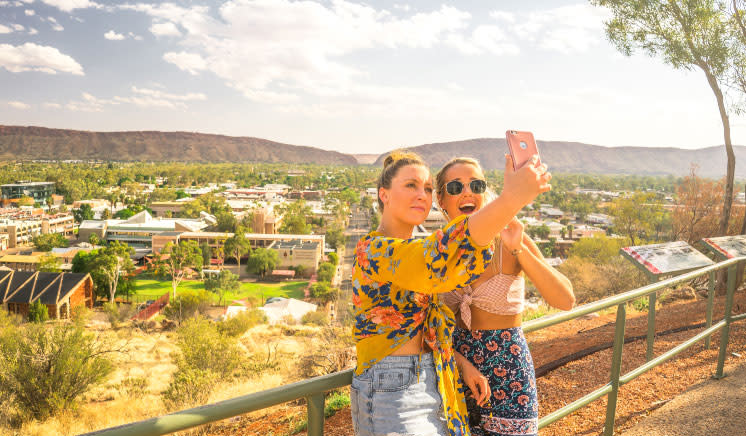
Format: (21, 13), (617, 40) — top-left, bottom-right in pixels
(309, 281), (338, 304)
(28, 300), (49, 323)
(32, 233), (69, 251)
(325, 223), (346, 250)
(154, 240), (203, 299)
(327, 252), (339, 266)
(73, 204), (94, 223)
(569, 234), (626, 265)
(277, 200), (312, 234)
(316, 262), (336, 283)
(204, 270), (240, 306)
(88, 233), (100, 246)
(245, 247), (279, 278)
(38, 253), (62, 273)
(200, 242), (212, 267)
(90, 242), (135, 303)
(224, 227), (251, 272)
(608, 192), (661, 245)
(593, 0), (736, 236)
(215, 211), (237, 233)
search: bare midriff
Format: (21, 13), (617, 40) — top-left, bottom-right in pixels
(458, 306), (521, 330)
(390, 331), (432, 355)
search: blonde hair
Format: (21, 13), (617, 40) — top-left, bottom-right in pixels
(377, 150), (427, 211)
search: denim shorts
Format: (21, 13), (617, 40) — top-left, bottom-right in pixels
(350, 352), (448, 436)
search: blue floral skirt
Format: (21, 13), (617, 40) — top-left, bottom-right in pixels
(453, 326), (538, 436)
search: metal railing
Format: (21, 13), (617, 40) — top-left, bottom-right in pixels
(84, 256), (746, 436)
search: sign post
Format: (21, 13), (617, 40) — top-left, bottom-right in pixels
(699, 236), (746, 348)
(620, 241), (714, 361)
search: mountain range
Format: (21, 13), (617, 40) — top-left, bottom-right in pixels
(1, 125), (744, 178)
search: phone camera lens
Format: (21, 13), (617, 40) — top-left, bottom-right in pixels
(520, 141), (527, 149)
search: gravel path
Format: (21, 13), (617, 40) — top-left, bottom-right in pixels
(619, 359), (746, 436)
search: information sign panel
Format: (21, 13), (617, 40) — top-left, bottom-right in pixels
(620, 241), (714, 277)
(700, 235), (746, 260)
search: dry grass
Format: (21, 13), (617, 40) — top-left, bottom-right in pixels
(0, 317), (324, 436)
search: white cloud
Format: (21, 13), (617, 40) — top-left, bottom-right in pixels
(47, 16), (64, 31)
(40, 0), (100, 12)
(7, 101), (30, 110)
(0, 42), (84, 75)
(127, 0), (473, 103)
(149, 21), (181, 37)
(104, 30), (124, 40)
(162, 51), (206, 75)
(43, 102), (62, 109)
(12, 24), (24, 31)
(0, 25), (11, 34)
(489, 4), (610, 54)
(67, 87), (206, 111)
(128, 32), (142, 41)
(28, 28), (38, 35)
(25, 9), (35, 16)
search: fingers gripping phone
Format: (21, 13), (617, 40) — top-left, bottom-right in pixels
(505, 130), (541, 171)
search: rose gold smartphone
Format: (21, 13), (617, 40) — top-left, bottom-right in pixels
(505, 130), (541, 171)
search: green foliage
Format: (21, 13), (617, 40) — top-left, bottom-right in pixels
(180, 193), (230, 218)
(278, 200), (312, 234)
(204, 270), (240, 306)
(154, 240), (203, 299)
(224, 227), (251, 269)
(308, 281), (338, 304)
(526, 224), (550, 240)
(37, 253), (62, 273)
(325, 223), (346, 250)
(32, 233), (69, 251)
(73, 203), (94, 223)
(325, 392), (351, 418)
(163, 317), (242, 409)
(0, 321), (114, 422)
(630, 296), (650, 312)
(608, 192), (663, 245)
(327, 252), (339, 266)
(199, 241), (211, 266)
(316, 262), (335, 283)
(301, 310), (329, 326)
(162, 289), (212, 323)
(569, 235), (626, 265)
(217, 309), (267, 337)
(28, 300), (49, 323)
(89, 241), (136, 302)
(245, 247), (279, 277)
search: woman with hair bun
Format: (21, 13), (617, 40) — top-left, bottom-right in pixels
(350, 150), (551, 436)
(436, 156), (575, 436)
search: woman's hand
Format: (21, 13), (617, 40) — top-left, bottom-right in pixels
(458, 357), (491, 407)
(500, 218), (524, 252)
(502, 154), (551, 208)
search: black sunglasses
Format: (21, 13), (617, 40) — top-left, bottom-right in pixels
(445, 179), (487, 195)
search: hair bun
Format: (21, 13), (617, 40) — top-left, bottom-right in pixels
(383, 150), (421, 168)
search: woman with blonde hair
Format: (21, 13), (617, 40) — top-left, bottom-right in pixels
(350, 150), (551, 436)
(436, 156), (575, 436)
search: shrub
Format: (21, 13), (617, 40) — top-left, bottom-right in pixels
(301, 310), (328, 326)
(217, 309), (267, 337)
(0, 321), (114, 422)
(117, 377), (148, 397)
(174, 317), (241, 379)
(28, 300), (49, 323)
(327, 252), (339, 266)
(309, 281), (338, 304)
(162, 317), (243, 410)
(162, 366), (218, 410)
(162, 289), (212, 323)
(325, 391), (350, 418)
(103, 302), (137, 328)
(298, 326), (355, 378)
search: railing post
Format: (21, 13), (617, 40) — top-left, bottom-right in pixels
(604, 303), (627, 436)
(307, 393), (325, 436)
(705, 270), (715, 349)
(715, 265), (737, 379)
(646, 282), (657, 361)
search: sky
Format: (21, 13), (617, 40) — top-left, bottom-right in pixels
(1, 0), (746, 154)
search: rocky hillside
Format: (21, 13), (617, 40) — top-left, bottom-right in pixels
(374, 138), (746, 178)
(0, 125), (357, 165)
